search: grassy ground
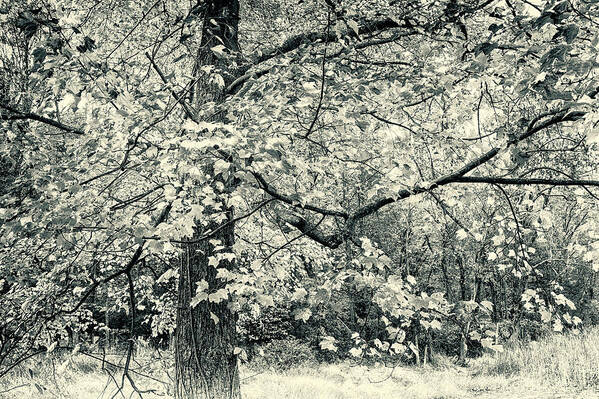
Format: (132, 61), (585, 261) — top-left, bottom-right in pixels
(1, 329), (599, 399)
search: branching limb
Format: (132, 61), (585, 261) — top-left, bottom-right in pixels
(252, 18), (404, 67)
(453, 176), (599, 187)
(303, 11), (331, 139)
(0, 103), (84, 135)
(263, 215), (328, 262)
(251, 171), (348, 218)
(145, 52), (197, 120)
(282, 214), (343, 249)
(427, 191), (473, 237)
(171, 199), (275, 244)
(57, 202), (172, 316)
(227, 1), (495, 94)
(491, 183), (526, 269)
(351, 108), (586, 221)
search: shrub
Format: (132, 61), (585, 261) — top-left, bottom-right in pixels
(248, 337), (317, 371)
(579, 300), (599, 325)
(238, 304), (294, 346)
(430, 323), (462, 358)
(518, 318), (551, 342)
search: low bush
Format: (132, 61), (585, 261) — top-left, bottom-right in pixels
(248, 337), (317, 371)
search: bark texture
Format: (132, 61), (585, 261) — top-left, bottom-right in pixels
(174, 0), (241, 397)
(175, 225), (240, 399)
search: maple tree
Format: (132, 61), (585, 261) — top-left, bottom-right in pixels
(1, 0), (599, 398)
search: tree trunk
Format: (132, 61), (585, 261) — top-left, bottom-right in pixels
(175, 227), (240, 399)
(174, 0), (241, 397)
(457, 255), (467, 301)
(440, 249), (453, 302)
(458, 275), (479, 364)
(489, 280), (498, 322)
(413, 332), (421, 366)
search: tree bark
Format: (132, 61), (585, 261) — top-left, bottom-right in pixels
(174, 0), (241, 397)
(458, 274), (479, 364)
(440, 248), (453, 302)
(457, 255), (467, 301)
(175, 226), (240, 399)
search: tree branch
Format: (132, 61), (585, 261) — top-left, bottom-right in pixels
(453, 176), (599, 187)
(252, 18), (404, 67)
(0, 103), (84, 135)
(171, 199), (275, 244)
(251, 171), (348, 218)
(282, 214), (343, 249)
(226, 25), (414, 95)
(350, 108), (585, 221)
(227, 0), (495, 95)
(303, 11), (331, 139)
(56, 201), (172, 316)
(145, 52), (197, 120)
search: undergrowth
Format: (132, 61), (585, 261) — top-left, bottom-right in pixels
(1, 328), (599, 398)
(477, 326), (599, 389)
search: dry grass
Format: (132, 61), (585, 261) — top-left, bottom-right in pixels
(241, 362), (597, 399)
(2, 329), (599, 398)
(476, 326), (599, 389)
(0, 348), (173, 398)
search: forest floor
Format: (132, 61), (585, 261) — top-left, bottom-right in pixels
(241, 362), (599, 399)
(1, 329), (598, 398)
(0, 357), (596, 399)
